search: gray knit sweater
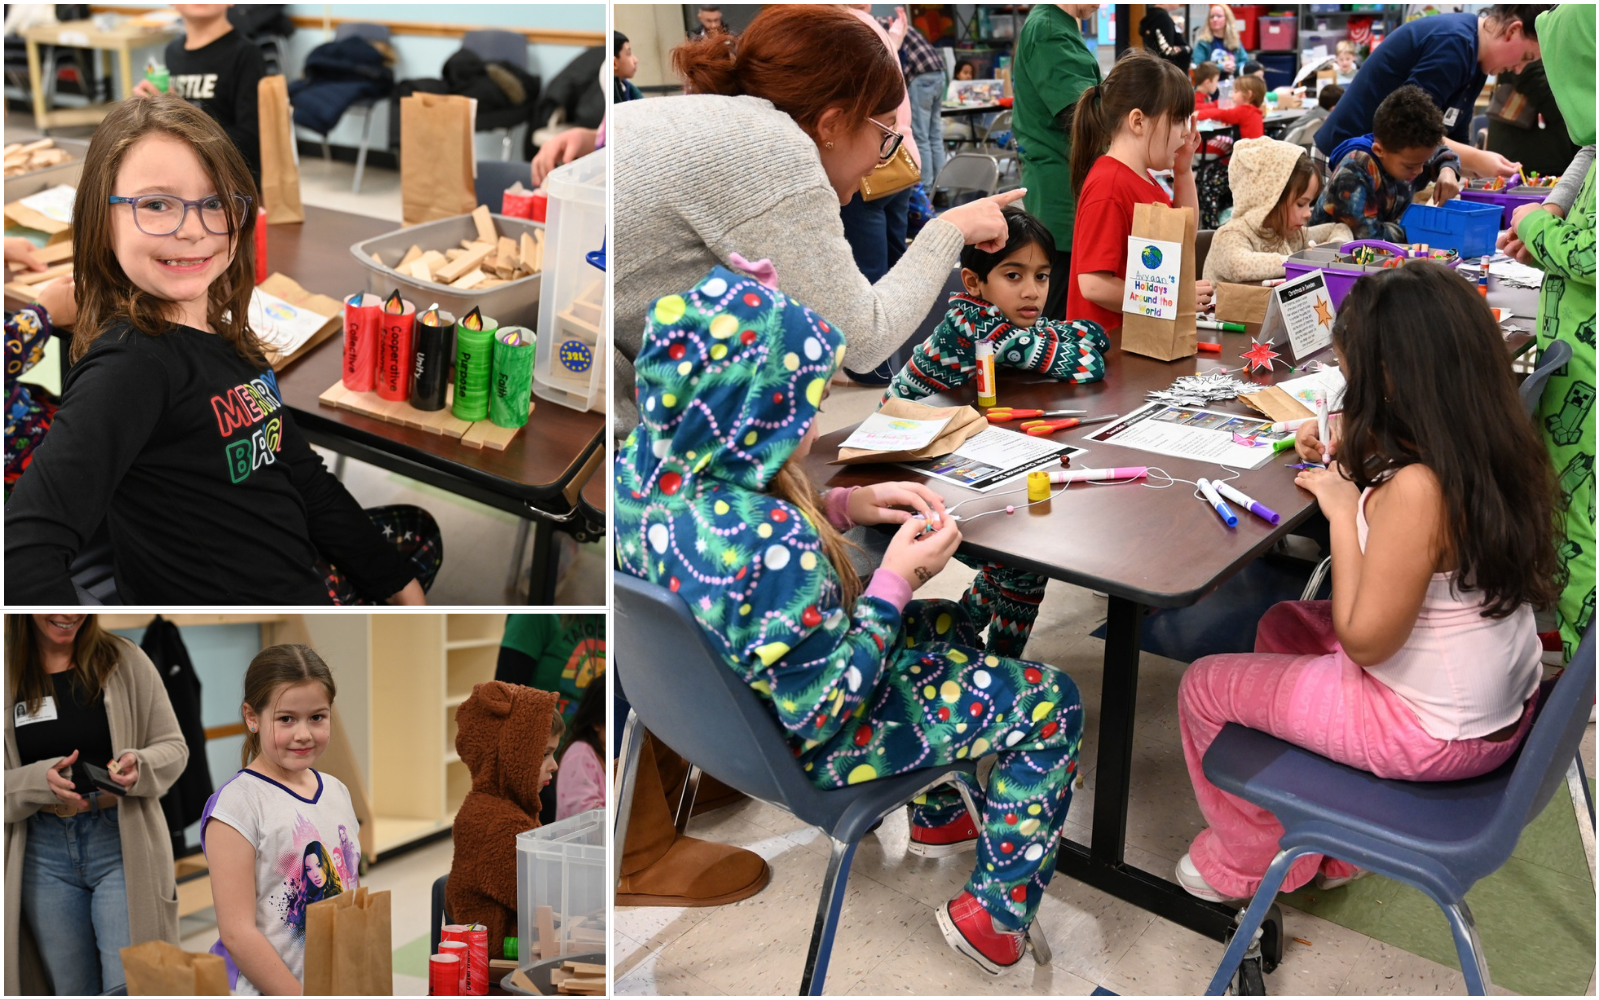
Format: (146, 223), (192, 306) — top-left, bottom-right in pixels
(613, 94), (966, 435)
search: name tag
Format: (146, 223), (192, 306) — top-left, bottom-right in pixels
(14, 697), (58, 726)
(1443, 107), (1459, 127)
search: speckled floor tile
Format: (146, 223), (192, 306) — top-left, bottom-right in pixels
(1336, 938), (1521, 996)
(613, 942), (731, 996)
(842, 913), (1098, 996)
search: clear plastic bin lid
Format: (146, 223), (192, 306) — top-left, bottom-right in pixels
(516, 808), (605, 850)
(543, 148), (606, 209)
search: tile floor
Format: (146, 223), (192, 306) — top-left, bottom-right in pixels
(615, 381), (1596, 996)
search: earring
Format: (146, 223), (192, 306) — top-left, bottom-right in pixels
(249, 726), (256, 733)
(825, 141), (834, 149)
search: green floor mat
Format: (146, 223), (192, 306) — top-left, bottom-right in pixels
(392, 933), (433, 978)
(1281, 785), (1595, 995)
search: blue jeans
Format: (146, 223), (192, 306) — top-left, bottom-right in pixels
(906, 71), (946, 187)
(23, 808), (131, 995)
(839, 186), (912, 285)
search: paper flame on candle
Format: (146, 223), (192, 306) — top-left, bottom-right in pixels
(420, 302), (442, 325)
(461, 306), (483, 330)
(384, 290), (405, 314)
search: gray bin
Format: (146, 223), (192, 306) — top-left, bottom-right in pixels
(348, 212), (543, 329)
(6, 137), (89, 202)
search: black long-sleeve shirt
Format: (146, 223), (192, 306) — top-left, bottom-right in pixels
(165, 28), (265, 187)
(5, 323), (414, 604)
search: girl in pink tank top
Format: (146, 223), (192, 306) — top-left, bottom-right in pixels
(1174, 263), (1564, 903)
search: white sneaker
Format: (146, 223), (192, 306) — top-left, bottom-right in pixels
(1312, 867), (1371, 890)
(1176, 852), (1246, 904)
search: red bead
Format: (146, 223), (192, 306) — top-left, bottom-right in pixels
(1024, 668), (1042, 685)
(1010, 885), (1029, 903)
(1005, 813), (1017, 825)
(1041, 721), (1059, 739)
(820, 321), (830, 332)
(1000, 841), (1014, 854)
(969, 701), (983, 717)
(743, 292), (762, 307)
(936, 706), (950, 721)
(853, 724), (872, 746)
(668, 343), (686, 360)
(801, 605), (822, 627)
(660, 472), (683, 495)
(735, 567), (747, 580)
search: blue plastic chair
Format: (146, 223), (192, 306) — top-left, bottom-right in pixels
(1201, 626), (1595, 995)
(614, 573), (1051, 995)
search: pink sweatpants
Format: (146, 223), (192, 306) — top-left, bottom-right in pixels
(1178, 601), (1534, 899)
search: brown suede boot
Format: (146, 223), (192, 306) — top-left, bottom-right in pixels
(617, 734), (771, 907)
(655, 742), (748, 817)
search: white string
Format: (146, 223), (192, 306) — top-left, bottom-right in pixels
(943, 464), (1250, 521)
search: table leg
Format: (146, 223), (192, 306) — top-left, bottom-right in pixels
(26, 38), (47, 132)
(117, 42), (133, 103)
(526, 517), (561, 605)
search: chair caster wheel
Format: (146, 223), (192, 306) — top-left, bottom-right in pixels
(1261, 903), (1284, 973)
(1234, 956), (1267, 995)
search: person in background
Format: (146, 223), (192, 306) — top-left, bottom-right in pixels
(1312, 85), (1462, 241)
(1241, 60), (1266, 81)
(1282, 84), (1344, 148)
(1333, 40), (1360, 85)
(554, 678), (606, 821)
(953, 59), (977, 82)
(1197, 73), (1267, 139)
(614, 31), (642, 104)
(1314, 4), (1548, 180)
(1203, 138), (1352, 285)
(1192, 4), (1248, 80)
(898, 10), (948, 189)
(1193, 61), (1221, 106)
(1013, 3), (1103, 320)
(131, 4), (265, 189)
(688, 4), (726, 39)
(1140, 3), (1191, 73)
(494, 614), (606, 730)
(1486, 61), (1579, 179)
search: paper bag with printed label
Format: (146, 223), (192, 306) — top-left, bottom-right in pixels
(257, 75), (304, 224)
(303, 886), (393, 997)
(834, 398), (987, 465)
(1120, 202), (1197, 361)
(121, 940), (228, 996)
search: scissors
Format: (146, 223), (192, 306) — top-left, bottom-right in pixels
(1021, 414), (1118, 436)
(986, 407), (1087, 423)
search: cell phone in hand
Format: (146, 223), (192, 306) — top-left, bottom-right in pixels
(73, 761), (126, 796)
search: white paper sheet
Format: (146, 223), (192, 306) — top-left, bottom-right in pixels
(839, 411), (954, 453)
(898, 427), (1083, 492)
(18, 184), (76, 224)
(248, 288), (333, 357)
(1086, 402), (1288, 469)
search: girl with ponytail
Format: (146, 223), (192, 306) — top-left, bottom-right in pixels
(1066, 51), (1215, 330)
(201, 645), (360, 996)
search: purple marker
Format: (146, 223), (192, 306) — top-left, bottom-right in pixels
(1213, 481), (1281, 525)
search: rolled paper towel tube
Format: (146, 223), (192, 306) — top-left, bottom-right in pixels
(452, 311), (498, 422)
(974, 340), (997, 408)
(376, 291), (416, 401)
(490, 326), (536, 428)
(1197, 478), (1239, 527)
(1046, 467), (1147, 484)
(428, 954), (461, 997)
(341, 292), (381, 391)
(1027, 470), (1051, 501)
(439, 941), (469, 995)
(1213, 480), (1281, 525)
(411, 305), (454, 411)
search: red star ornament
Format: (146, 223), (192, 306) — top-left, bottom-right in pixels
(1240, 338), (1281, 373)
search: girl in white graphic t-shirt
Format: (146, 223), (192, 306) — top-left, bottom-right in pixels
(201, 644), (360, 996)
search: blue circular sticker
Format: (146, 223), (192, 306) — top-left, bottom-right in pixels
(1140, 244), (1163, 270)
(559, 340), (594, 373)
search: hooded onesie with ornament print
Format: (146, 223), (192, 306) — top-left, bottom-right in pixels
(615, 265), (1084, 930)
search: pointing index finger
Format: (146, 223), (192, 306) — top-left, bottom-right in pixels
(990, 188), (1028, 207)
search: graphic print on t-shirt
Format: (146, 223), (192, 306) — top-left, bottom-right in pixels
(210, 369), (285, 484)
(171, 74), (219, 100)
(270, 811), (359, 937)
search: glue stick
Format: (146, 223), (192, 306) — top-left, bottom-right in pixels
(974, 340), (997, 408)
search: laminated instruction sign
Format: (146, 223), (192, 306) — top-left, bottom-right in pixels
(1260, 269), (1336, 360)
(1122, 237), (1183, 321)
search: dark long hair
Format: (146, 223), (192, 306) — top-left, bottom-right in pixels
(1067, 50), (1195, 194)
(671, 5), (904, 140)
(301, 840), (342, 902)
(6, 615), (128, 716)
(559, 676), (606, 765)
(1333, 264), (1561, 616)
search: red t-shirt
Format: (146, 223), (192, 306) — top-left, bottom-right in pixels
(1196, 102), (1265, 138)
(1067, 157), (1173, 331)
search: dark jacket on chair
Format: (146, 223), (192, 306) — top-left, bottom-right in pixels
(288, 36), (394, 135)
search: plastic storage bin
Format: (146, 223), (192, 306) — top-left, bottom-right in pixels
(348, 212), (543, 329)
(1400, 200), (1502, 257)
(1459, 183), (1549, 227)
(534, 148), (607, 412)
(1258, 16), (1298, 50)
(1283, 240), (1461, 307)
(516, 809), (605, 968)
(5, 137), (89, 199)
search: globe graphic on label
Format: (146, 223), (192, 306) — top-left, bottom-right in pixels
(559, 340), (594, 373)
(1140, 244), (1163, 270)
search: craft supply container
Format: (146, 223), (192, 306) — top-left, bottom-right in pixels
(516, 809), (605, 970)
(533, 148), (607, 413)
(5, 137), (89, 198)
(1400, 200), (1502, 258)
(348, 212), (543, 330)
(1459, 182), (1550, 227)
(498, 952), (606, 996)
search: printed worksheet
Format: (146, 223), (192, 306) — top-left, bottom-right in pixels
(1086, 403), (1288, 469)
(899, 427), (1084, 492)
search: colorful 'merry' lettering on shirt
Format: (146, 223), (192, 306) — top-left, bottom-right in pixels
(211, 370), (285, 483)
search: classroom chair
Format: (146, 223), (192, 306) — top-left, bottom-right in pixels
(613, 572), (1052, 996)
(461, 29), (535, 161)
(934, 152), (1001, 207)
(429, 873), (452, 955)
(976, 109), (1018, 183)
(1200, 625), (1596, 996)
(324, 22), (392, 194)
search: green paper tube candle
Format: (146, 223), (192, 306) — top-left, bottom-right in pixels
(451, 306), (498, 421)
(490, 327), (536, 428)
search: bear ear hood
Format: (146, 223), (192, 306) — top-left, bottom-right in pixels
(455, 681), (561, 815)
(1227, 137), (1314, 231)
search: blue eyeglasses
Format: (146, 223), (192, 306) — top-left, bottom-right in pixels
(107, 193), (252, 236)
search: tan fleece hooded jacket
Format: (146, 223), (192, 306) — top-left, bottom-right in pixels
(1204, 137), (1354, 284)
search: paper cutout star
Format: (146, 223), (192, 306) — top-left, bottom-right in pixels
(1240, 338), (1282, 373)
(1313, 298), (1334, 328)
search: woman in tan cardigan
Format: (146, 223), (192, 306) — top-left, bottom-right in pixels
(5, 614), (188, 995)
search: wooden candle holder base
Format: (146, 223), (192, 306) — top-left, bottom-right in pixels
(318, 379), (532, 450)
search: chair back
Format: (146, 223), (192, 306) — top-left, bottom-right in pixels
(429, 873), (450, 955)
(1520, 338), (1573, 418)
(333, 22), (390, 42)
(935, 152), (1000, 201)
(1196, 229), (1215, 278)
(463, 29), (529, 69)
(615, 573), (836, 822)
(981, 110), (1014, 147)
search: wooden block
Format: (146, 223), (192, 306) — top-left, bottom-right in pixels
(451, 268), (487, 290)
(537, 905), (556, 960)
(19, 138), (53, 154)
(520, 232), (539, 273)
(561, 978), (606, 995)
(466, 240), (493, 253)
(534, 229), (545, 271)
(15, 262), (72, 286)
(397, 244), (423, 268)
(369, 251), (383, 265)
(508, 968), (538, 995)
(569, 298), (601, 327)
(497, 235), (518, 267)
(460, 238), (478, 251)
(3, 143), (21, 156)
(408, 259), (433, 282)
(445, 247), (465, 261)
(494, 258), (515, 280)
(577, 278), (604, 306)
(557, 308), (600, 339)
(318, 382), (353, 409)
(437, 243), (493, 283)
(462, 418), (522, 451)
(472, 204), (497, 245)
(563, 962), (605, 976)
(418, 249), (449, 276)
(479, 277), (507, 287)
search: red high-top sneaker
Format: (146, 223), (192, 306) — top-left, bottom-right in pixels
(908, 810), (980, 858)
(936, 891), (1026, 974)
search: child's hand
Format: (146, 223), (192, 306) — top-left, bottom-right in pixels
(34, 276), (76, 327)
(882, 514), (962, 591)
(1295, 414), (1340, 464)
(109, 753), (139, 790)
(1433, 168), (1460, 205)
(847, 482), (948, 528)
(46, 750), (85, 810)
(4, 237), (45, 272)
(1176, 126), (1202, 174)
(1194, 279), (1214, 309)
(1295, 462), (1359, 516)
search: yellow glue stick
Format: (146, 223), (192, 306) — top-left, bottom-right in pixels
(975, 340), (997, 408)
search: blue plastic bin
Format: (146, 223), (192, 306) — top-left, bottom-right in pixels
(1400, 200), (1502, 258)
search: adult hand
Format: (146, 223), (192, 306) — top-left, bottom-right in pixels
(888, 7), (908, 46)
(1461, 147), (1520, 180)
(46, 750), (85, 810)
(940, 189), (1028, 251)
(1294, 462), (1360, 519)
(846, 481), (948, 527)
(33, 276), (76, 326)
(531, 127), (598, 186)
(1195, 279), (1214, 310)
(1432, 167), (1460, 206)
(881, 514), (962, 591)
(110, 752), (139, 790)
(1295, 414), (1339, 464)
(131, 79), (162, 98)
(4, 237), (45, 272)
(387, 580), (427, 606)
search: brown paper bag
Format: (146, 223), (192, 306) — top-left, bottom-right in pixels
(303, 886), (394, 997)
(1121, 201), (1197, 361)
(1214, 281), (1272, 326)
(256, 271), (344, 369)
(257, 75), (304, 224)
(833, 398), (988, 465)
(401, 94), (478, 225)
(1239, 386), (1316, 423)
(121, 940), (229, 996)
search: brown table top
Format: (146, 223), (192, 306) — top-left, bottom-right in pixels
(266, 207), (605, 504)
(803, 328), (1335, 608)
(582, 455), (608, 515)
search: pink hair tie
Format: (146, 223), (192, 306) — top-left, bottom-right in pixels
(727, 252), (779, 289)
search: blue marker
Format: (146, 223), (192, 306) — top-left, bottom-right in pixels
(1197, 478), (1238, 527)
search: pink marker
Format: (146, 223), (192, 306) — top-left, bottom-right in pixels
(1047, 467), (1148, 484)
(1268, 417), (1312, 433)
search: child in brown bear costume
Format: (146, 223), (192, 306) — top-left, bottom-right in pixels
(448, 681), (563, 957)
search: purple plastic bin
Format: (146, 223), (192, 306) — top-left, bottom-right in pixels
(1282, 241), (1458, 308)
(1459, 184), (1548, 227)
